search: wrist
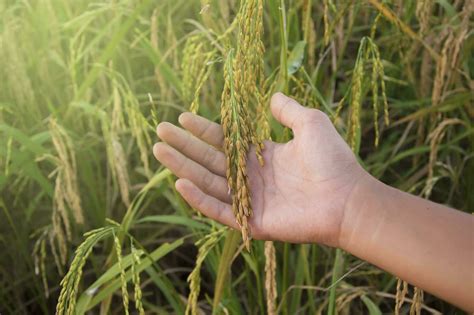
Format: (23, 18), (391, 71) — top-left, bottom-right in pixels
(338, 171), (386, 252)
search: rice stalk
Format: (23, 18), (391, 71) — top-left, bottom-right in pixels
(150, 8), (170, 102)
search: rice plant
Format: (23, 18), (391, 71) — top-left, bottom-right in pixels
(0, 0), (472, 314)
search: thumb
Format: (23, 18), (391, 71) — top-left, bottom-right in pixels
(270, 92), (308, 132)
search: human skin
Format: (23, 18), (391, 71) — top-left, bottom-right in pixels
(153, 92), (474, 312)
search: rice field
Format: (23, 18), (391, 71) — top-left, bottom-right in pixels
(0, 0), (473, 314)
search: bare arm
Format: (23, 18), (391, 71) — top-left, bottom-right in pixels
(340, 174), (474, 312)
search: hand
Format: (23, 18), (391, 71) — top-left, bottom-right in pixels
(153, 93), (367, 247)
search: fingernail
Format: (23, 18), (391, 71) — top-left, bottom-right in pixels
(156, 123), (164, 137)
(271, 92), (288, 103)
(153, 142), (161, 154)
(178, 113), (186, 125)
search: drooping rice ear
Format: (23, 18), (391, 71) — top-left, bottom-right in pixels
(264, 241), (277, 315)
(219, 0), (266, 251)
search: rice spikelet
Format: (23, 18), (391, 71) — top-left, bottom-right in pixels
(424, 118), (464, 198)
(394, 278), (408, 315)
(48, 118), (84, 266)
(48, 228), (64, 274)
(131, 244), (145, 315)
(102, 120), (130, 207)
(33, 232), (49, 297)
(416, 0), (433, 36)
(348, 53), (363, 151)
(124, 89), (152, 176)
(301, 0), (316, 67)
(323, 0), (330, 46)
(410, 286), (424, 315)
(338, 37), (390, 150)
(49, 118), (84, 225)
(56, 226), (115, 315)
(182, 34), (216, 113)
(264, 241), (277, 315)
(186, 228), (226, 315)
(112, 136), (131, 207)
(431, 32), (453, 109)
(431, 3), (471, 112)
(113, 233), (130, 315)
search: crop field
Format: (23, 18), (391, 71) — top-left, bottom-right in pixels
(0, 0), (472, 314)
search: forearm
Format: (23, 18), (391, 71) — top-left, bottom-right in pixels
(339, 174), (474, 312)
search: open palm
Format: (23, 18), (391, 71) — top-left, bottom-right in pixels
(153, 93), (365, 246)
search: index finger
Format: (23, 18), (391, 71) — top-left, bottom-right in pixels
(178, 112), (224, 149)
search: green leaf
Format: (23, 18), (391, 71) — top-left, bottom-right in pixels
(0, 124), (48, 156)
(145, 266), (186, 314)
(361, 295), (382, 315)
(138, 36), (182, 93)
(327, 249), (344, 315)
(287, 41), (306, 75)
(137, 215), (210, 231)
(75, 237), (184, 313)
(212, 230), (241, 314)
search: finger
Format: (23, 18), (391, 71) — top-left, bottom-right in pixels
(156, 122), (226, 177)
(270, 92), (308, 132)
(178, 112), (224, 149)
(175, 178), (238, 229)
(153, 142), (230, 203)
